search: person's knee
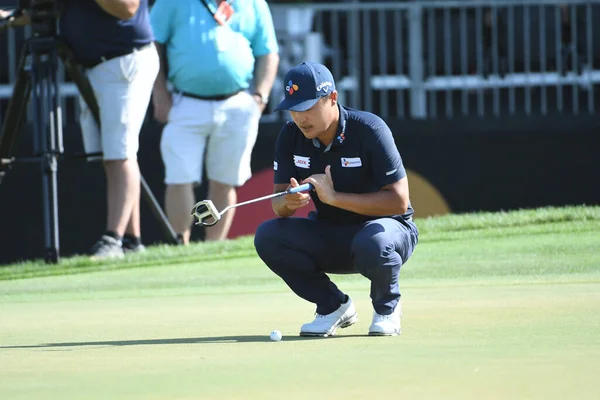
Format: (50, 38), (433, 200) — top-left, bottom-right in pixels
(351, 232), (394, 274)
(208, 179), (235, 193)
(166, 183), (193, 201)
(254, 219), (282, 261)
(103, 159), (126, 167)
(103, 158), (139, 180)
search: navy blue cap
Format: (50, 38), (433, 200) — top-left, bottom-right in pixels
(275, 62), (336, 112)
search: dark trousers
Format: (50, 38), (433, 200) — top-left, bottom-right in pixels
(254, 214), (419, 316)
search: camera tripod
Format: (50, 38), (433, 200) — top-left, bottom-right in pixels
(0, 10), (179, 263)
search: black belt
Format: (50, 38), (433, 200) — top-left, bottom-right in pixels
(82, 42), (154, 69)
(178, 90), (242, 101)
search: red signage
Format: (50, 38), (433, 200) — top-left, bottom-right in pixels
(227, 168), (316, 239)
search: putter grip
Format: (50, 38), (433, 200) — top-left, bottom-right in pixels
(287, 183), (314, 194)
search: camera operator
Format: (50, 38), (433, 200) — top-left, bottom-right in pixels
(1, 0), (159, 259)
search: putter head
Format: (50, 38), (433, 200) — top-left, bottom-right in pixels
(191, 200), (221, 227)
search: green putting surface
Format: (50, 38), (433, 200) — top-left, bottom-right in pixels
(1, 206), (599, 399)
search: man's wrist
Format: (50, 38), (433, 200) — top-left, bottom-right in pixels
(275, 204), (294, 217)
(326, 191), (340, 208)
(153, 88), (171, 100)
(253, 91), (269, 105)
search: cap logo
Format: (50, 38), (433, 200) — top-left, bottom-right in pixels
(286, 80), (299, 95)
(316, 81), (333, 92)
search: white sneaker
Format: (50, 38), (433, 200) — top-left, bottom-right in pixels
(300, 298), (358, 337)
(368, 301), (402, 336)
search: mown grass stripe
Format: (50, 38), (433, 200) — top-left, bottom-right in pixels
(1, 205), (598, 281)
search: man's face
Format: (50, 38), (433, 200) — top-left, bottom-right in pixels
(289, 92), (337, 139)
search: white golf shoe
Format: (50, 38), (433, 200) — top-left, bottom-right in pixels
(300, 298), (358, 337)
(368, 300), (402, 336)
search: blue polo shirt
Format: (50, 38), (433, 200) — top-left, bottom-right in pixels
(150, 0), (279, 97)
(274, 105), (415, 225)
(60, 0), (154, 67)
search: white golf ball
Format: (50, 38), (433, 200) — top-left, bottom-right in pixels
(270, 330), (282, 342)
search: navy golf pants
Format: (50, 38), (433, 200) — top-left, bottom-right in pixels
(254, 214), (419, 316)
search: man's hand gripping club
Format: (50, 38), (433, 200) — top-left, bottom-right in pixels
(302, 165), (336, 206)
(273, 165), (338, 218)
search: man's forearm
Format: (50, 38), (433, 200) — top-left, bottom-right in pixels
(152, 42), (170, 95)
(253, 53), (279, 98)
(331, 190), (408, 217)
(95, 0), (140, 20)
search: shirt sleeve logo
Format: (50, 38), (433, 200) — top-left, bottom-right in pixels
(341, 157), (362, 168)
(274, 161), (278, 171)
(293, 155), (311, 169)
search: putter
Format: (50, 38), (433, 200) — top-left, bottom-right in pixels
(191, 183), (314, 227)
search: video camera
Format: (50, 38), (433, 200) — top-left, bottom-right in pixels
(0, 0), (59, 36)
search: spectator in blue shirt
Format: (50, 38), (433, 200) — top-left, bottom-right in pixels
(150, 0), (280, 244)
(254, 62), (419, 337)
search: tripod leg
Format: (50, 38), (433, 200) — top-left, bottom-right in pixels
(58, 45), (181, 245)
(140, 175), (180, 243)
(30, 42), (62, 263)
(0, 47), (32, 185)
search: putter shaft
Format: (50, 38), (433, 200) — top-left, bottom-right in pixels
(223, 182), (314, 213)
(191, 183), (313, 226)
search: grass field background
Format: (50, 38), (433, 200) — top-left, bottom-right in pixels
(1, 206), (599, 399)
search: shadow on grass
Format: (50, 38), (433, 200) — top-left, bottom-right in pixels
(1, 334), (374, 349)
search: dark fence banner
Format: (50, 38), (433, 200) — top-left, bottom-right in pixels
(1, 114), (599, 264)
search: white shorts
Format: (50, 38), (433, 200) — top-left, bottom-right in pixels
(160, 91), (261, 187)
(78, 44), (159, 160)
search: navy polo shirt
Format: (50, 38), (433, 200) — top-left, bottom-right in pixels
(274, 105), (414, 225)
(59, 0), (154, 67)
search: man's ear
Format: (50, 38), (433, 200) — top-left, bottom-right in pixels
(330, 90), (338, 105)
